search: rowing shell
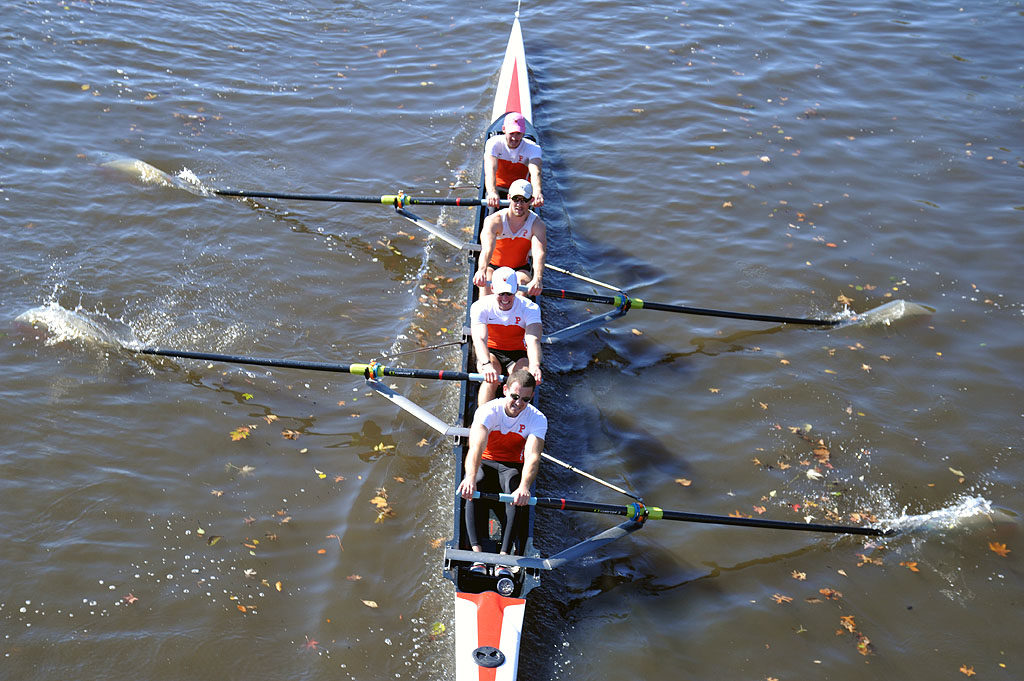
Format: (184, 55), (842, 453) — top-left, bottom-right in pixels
(446, 15), (536, 681)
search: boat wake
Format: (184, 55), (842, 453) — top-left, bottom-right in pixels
(14, 302), (139, 347)
(833, 299), (935, 328)
(97, 154), (213, 196)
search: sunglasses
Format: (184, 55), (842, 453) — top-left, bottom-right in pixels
(510, 196), (529, 203)
(507, 392), (532, 404)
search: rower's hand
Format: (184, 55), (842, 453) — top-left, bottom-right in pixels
(530, 191), (544, 208)
(486, 191), (500, 209)
(479, 361), (500, 383)
(526, 277), (543, 297)
(510, 486), (531, 506)
(457, 477), (476, 500)
(528, 364), (542, 385)
(472, 268), (488, 288)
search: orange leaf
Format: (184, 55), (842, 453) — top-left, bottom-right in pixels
(317, 548), (327, 554)
(771, 593), (793, 604)
(346, 574), (362, 581)
(989, 541), (1010, 557)
(839, 615), (857, 633)
(899, 561), (920, 572)
(959, 665), (976, 676)
(237, 604), (247, 612)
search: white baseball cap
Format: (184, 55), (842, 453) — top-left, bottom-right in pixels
(492, 267), (519, 295)
(508, 178), (532, 200)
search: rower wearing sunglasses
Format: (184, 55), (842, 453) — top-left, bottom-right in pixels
(473, 177), (547, 298)
(470, 266), (543, 406)
(456, 368), (546, 576)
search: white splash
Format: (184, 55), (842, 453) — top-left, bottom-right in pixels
(98, 155), (213, 196)
(881, 495), (1009, 534)
(14, 302), (138, 347)
(835, 299), (936, 328)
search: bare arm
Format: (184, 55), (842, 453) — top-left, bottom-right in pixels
(484, 153), (500, 208)
(457, 421), (490, 499)
(526, 217), (546, 296)
(471, 321), (500, 384)
(528, 158), (543, 207)
(511, 434), (544, 505)
(473, 214), (499, 288)
(524, 322), (542, 385)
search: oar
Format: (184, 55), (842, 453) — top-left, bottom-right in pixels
(538, 287), (840, 327)
(475, 492), (893, 536)
(138, 347), (495, 382)
(214, 188), (508, 208)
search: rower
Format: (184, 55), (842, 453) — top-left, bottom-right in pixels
(484, 111), (544, 209)
(456, 369), (546, 577)
(470, 266), (542, 406)
(473, 178), (547, 297)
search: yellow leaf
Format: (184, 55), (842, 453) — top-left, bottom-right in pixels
(207, 535), (222, 546)
(675, 478), (692, 486)
(948, 467), (965, 477)
(361, 599), (379, 608)
(275, 581), (282, 591)
(959, 665), (976, 677)
(314, 469), (327, 479)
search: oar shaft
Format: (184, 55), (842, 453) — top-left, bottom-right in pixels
(214, 188), (505, 207)
(475, 492), (891, 536)
(138, 348), (488, 381)
(540, 287), (839, 327)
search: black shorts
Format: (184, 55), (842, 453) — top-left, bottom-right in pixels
(486, 261), (534, 279)
(489, 347), (527, 372)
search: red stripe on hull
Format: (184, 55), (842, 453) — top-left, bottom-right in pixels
(505, 61), (522, 116)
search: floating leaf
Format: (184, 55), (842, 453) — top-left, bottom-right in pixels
(275, 581), (282, 592)
(819, 588), (842, 600)
(282, 429), (301, 440)
(899, 561), (920, 572)
(314, 469), (327, 479)
(242, 393), (253, 401)
(417, 438), (429, 447)
(263, 414), (278, 424)
(430, 621), (446, 637)
(959, 665), (976, 677)
(771, 593), (793, 604)
(791, 571), (807, 581)
(675, 478), (692, 486)
(230, 427), (251, 441)
(361, 599), (379, 608)
(210, 489), (224, 497)
(839, 615), (857, 633)
(346, 574), (362, 581)
(806, 469), (824, 480)
(989, 541), (1010, 557)
(948, 467), (965, 477)
(207, 535), (223, 546)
